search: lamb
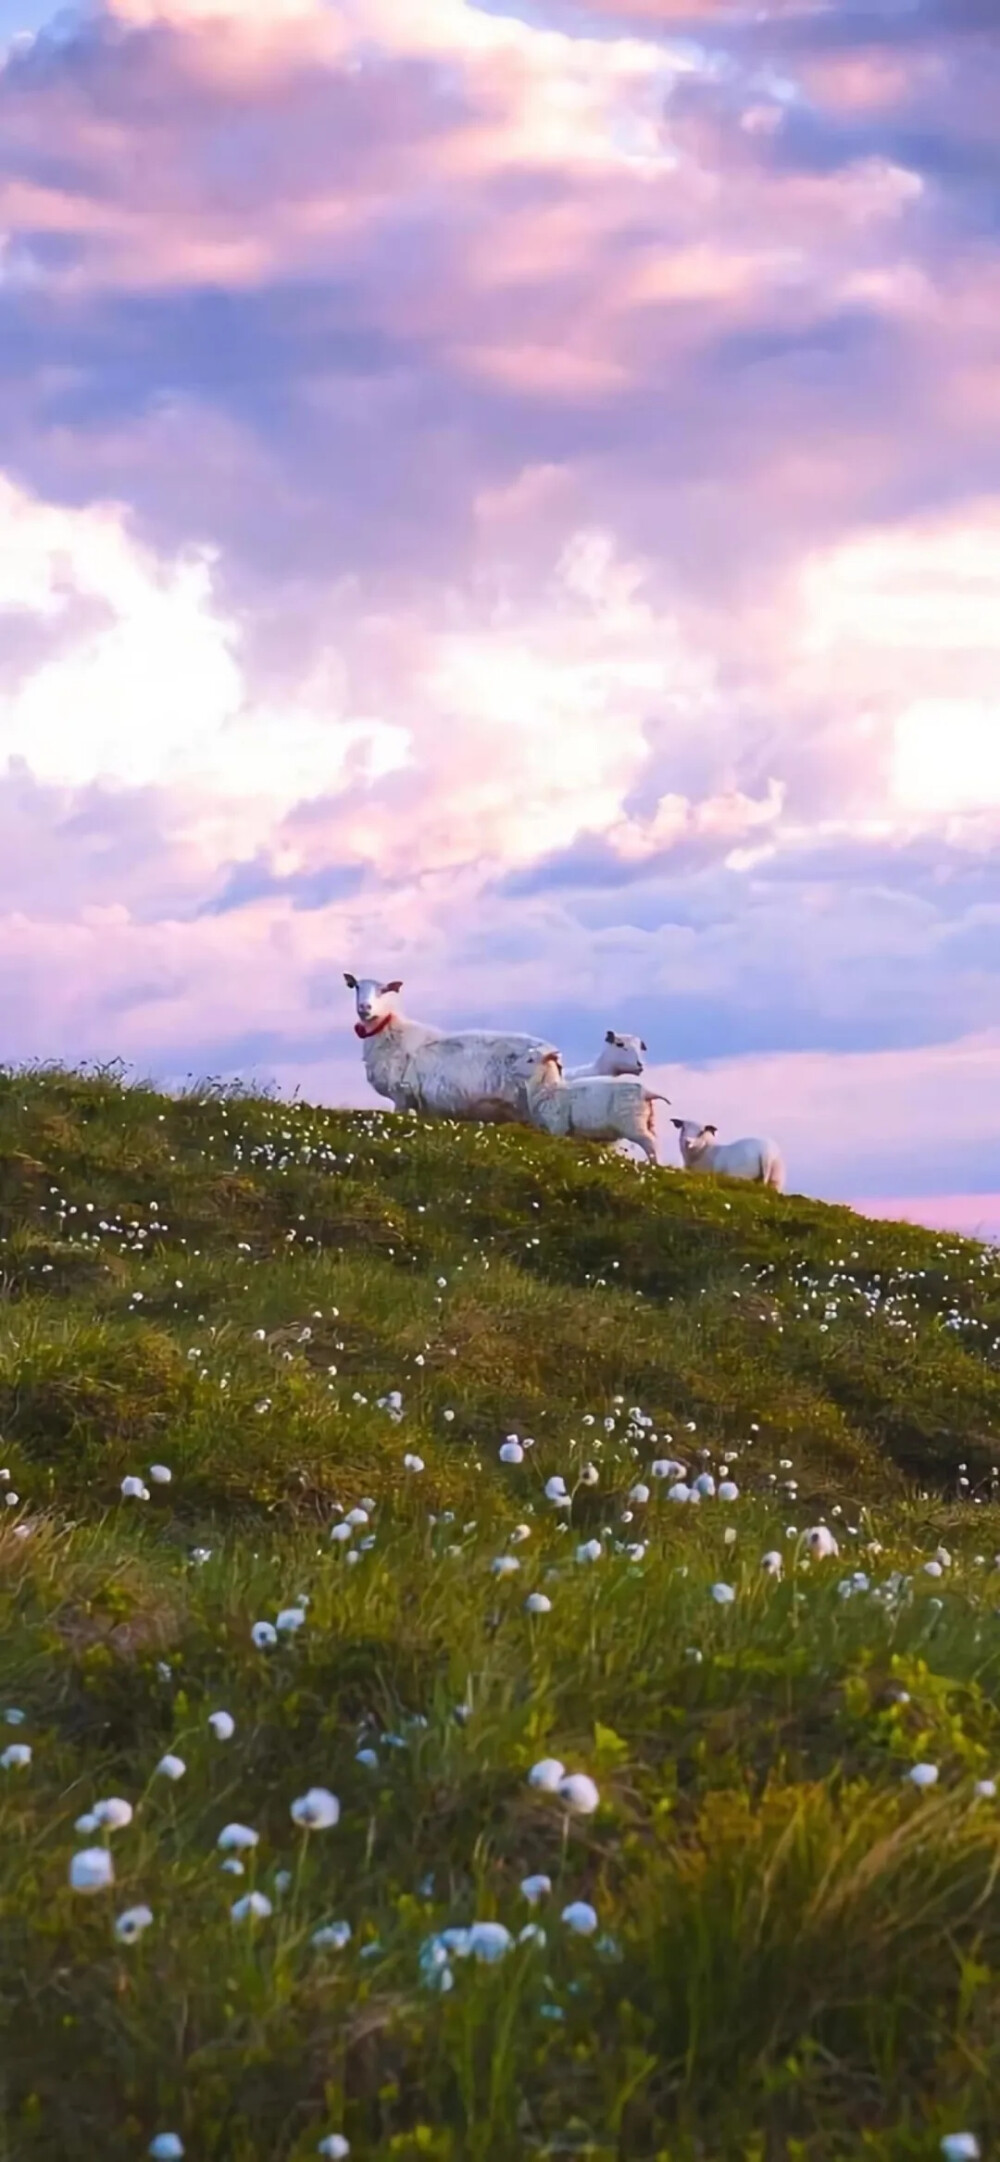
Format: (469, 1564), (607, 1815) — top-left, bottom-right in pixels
(671, 1118), (785, 1191)
(517, 1048), (670, 1166)
(344, 974), (558, 1124)
(565, 1029), (647, 1081)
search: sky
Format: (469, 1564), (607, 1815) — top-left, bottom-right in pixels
(0, 0), (998, 1221)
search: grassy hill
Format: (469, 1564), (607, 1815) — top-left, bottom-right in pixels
(3, 1066), (1000, 2162)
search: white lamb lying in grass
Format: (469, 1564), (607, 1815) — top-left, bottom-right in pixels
(565, 1030), (647, 1080)
(671, 1118), (785, 1192)
(517, 1049), (670, 1166)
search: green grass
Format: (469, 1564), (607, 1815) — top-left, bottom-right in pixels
(2, 1066), (1000, 2161)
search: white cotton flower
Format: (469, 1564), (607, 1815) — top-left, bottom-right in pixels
(519, 1922), (546, 1946)
(525, 1592), (552, 1614)
(528, 1757), (566, 1792)
(220, 1859), (245, 1877)
(651, 1459), (686, 1481)
(154, 1753), (186, 1781)
(149, 1464), (172, 1485)
(923, 1560), (943, 1579)
(693, 1472), (716, 1498)
(940, 2138), (980, 2162)
(230, 1891), (272, 1922)
(544, 1476), (569, 1504)
(94, 1797), (133, 1830)
(934, 1546), (952, 1569)
(75, 1811), (100, 1835)
(509, 1523), (532, 1544)
(120, 1476), (149, 1501)
(1, 1743), (31, 1769)
(580, 1465), (599, 1487)
(667, 1482), (692, 1504)
(559, 1772), (600, 1815)
(711, 1583), (736, 1605)
(317, 2136), (351, 2158)
(561, 1900), (598, 1935)
(907, 1762), (939, 1788)
(974, 1779), (996, 1799)
(628, 1483), (650, 1505)
(520, 1874), (552, 1905)
(208, 1710), (235, 1740)
(718, 1480), (739, 1502)
(3, 1708), (26, 1726)
(491, 1556), (520, 1577)
(403, 1453), (424, 1472)
(345, 1508), (369, 1527)
(761, 1551), (783, 1576)
(276, 1607), (306, 1633)
(149, 2138), (185, 2160)
(312, 1920), (352, 1949)
(218, 1823), (259, 1853)
(70, 1847), (115, 1894)
(575, 1539), (602, 1564)
(468, 1921), (512, 1962)
(499, 1441), (524, 1465)
(805, 1525), (839, 1559)
(251, 1620), (278, 1649)
(115, 1904), (154, 1943)
(355, 1747), (379, 1769)
(291, 1787), (340, 1831)
(330, 1522), (352, 1544)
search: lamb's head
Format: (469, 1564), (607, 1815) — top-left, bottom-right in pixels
(344, 973), (403, 1036)
(514, 1046), (563, 1092)
(671, 1117), (716, 1160)
(601, 1029), (646, 1076)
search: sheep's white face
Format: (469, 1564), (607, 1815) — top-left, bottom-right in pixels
(515, 1047), (563, 1083)
(344, 974), (402, 1028)
(672, 1118), (714, 1153)
(602, 1030), (646, 1075)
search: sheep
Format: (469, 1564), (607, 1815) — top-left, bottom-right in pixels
(565, 1029), (647, 1081)
(344, 974), (559, 1124)
(671, 1118), (785, 1191)
(517, 1048), (670, 1166)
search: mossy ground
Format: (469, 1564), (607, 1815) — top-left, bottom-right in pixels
(2, 1066), (1000, 2161)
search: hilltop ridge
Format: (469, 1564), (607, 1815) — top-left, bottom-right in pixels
(3, 1067), (1000, 2160)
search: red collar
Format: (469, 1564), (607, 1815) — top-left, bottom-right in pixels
(355, 1014), (393, 1040)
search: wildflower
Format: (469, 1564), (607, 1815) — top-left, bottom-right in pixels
(468, 1921), (513, 1962)
(208, 1710), (235, 1740)
(330, 1523), (352, 1543)
(317, 2139), (350, 2159)
(115, 1904), (154, 1943)
(218, 1823), (259, 1852)
(667, 1482), (692, 1503)
(1, 1743), (31, 1769)
(711, 1583), (736, 1605)
(520, 1874), (552, 1904)
(75, 1812), (100, 1834)
(291, 1787), (340, 1831)
(149, 1464), (172, 1484)
(355, 1747), (378, 1769)
(528, 1757), (566, 1792)
(499, 1441), (524, 1465)
(525, 1592), (552, 1614)
(544, 1475), (569, 1504)
(251, 1620), (278, 1649)
(562, 1901), (598, 1934)
(941, 2139), (980, 2162)
(576, 1539), (602, 1564)
(154, 1754), (186, 1781)
(149, 2138), (185, 2160)
(230, 1892), (272, 1922)
(70, 1847), (115, 1894)
(629, 1483), (650, 1505)
(718, 1480), (739, 1502)
(276, 1608), (306, 1633)
(403, 1453), (424, 1472)
(580, 1464), (599, 1487)
(344, 1508), (369, 1528)
(693, 1472), (716, 1498)
(923, 1560), (943, 1579)
(559, 1772), (600, 1815)
(974, 1779), (996, 1799)
(519, 1922), (546, 1946)
(3, 1709), (25, 1725)
(805, 1525), (839, 1559)
(120, 1476), (150, 1501)
(491, 1556), (520, 1577)
(312, 1920), (351, 1949)
(651, 1458), (686, 1480)
(94, 1797), (133, 1830)
(509, 1523), (532, 1543)
(761, 1551), (783, 1576)
(907, 1762), (940, 1788)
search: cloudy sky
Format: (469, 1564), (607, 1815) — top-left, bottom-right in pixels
(1, 0), (998, 1221)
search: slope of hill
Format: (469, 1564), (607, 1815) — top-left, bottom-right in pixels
(2, 1066), (1000, 2162)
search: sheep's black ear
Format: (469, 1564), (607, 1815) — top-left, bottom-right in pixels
(605, 1028), (615, 1043)
(380, 979), (403, 995)
(671, 1117), (683, 1129)
(704, 1124), (717, 1136)
(343, 972), (357, 989)
(640, 1039), (647, 1052)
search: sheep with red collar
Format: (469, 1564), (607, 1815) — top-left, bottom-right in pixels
(516, 1048), (670, 1167)
(565, 1029), (647, 1081)
(344, 975), (558, 1124)
(672, 1117), (785, 1191)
